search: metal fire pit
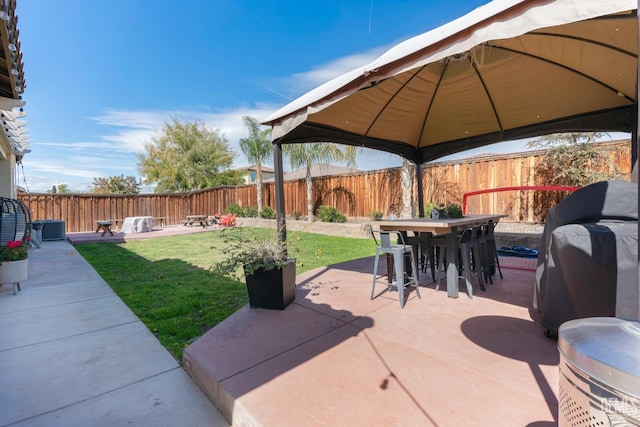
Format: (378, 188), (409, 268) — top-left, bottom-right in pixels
(558, 317), (640, 426)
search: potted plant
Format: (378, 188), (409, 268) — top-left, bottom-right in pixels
(428, 202), (464, 219)
(446, 203), (464, 218)
(211, 227), (296, 310)
(0, 238), (30, 294)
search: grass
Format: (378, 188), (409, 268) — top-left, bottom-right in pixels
(75, 228), (376, 360)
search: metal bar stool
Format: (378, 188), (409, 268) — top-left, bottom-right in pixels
(371, 230), (421, 308)
(419, 233), (441, 282)
(432, 227), (485, 299)
(458, 226), (486, 296)
(484, 221), (503, 279)
(476, 223), (494, 284)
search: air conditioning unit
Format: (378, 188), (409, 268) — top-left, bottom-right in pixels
(558, 317), (640, 426)
(40, 220), (66, 241)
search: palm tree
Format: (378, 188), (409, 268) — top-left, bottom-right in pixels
(283, 143), (357, 221)
(400, 158), (414, 218)
(239, 116), (273, 214)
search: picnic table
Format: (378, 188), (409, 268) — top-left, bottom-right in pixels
(183, 215), (209, 227)
(95, 221), (114, 236)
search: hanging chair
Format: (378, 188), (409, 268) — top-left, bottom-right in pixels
(0, 197), (32, 245)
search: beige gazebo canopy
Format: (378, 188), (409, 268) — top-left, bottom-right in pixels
(265, 0), (640, 320)
(264, 0), (637, 165)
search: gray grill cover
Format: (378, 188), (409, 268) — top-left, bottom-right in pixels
(534, 180), (638, 336)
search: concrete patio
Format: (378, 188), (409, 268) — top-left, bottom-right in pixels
(2, 223), (555, 426)
(184, 255), (558, 426)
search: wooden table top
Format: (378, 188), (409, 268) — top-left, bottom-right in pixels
(186, 215), (207, 220)
(378, 214), (506, 236)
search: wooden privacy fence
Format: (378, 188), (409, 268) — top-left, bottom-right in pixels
(19, 187), (237, 234)
(18, 141), (632, 233)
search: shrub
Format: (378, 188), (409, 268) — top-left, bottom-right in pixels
(243, 206), (258, 218)
(424, 202), (463, 218)
(317, 206), (347, 223)
(210, 227), (288, 278)
(446, 203), (463, 218)
(424, 202), (439, 217)
(259, 206), (276, 219)
(225, 204), (244, 216)
(370, 210), (383, 221)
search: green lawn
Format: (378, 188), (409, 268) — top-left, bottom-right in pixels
(75, 228), (376, 360)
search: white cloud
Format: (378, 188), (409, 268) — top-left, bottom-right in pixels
(100, 129), (156, 153)
(43, 43), (395, 168)
(90, 110), (163, 130)
(25, 159), (102, 180)
(23, 43), (404, 192)
(26, 154), (137, 179)
(36, 140), (125, 151)
(85, 105), (280, 164)
(24, 105), (284, 192)
(290, 49), (386, 90)
(267, 45), (390, 100)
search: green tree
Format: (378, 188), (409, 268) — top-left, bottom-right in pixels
(47, 184), (71, 194)
(283, 143), (357, 221)
(239, 116), (272, 214)
(527, 132), (627, 221)
(527, 132), (623, 186)
(137, 118), (240, 193)
(90, 175), (142, 194)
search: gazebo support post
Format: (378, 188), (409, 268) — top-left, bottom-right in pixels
(274, 140), (287, 252)
(632, 104), (637, 167)
(415, 162), (425, 218)
(630, 0), (640, 320)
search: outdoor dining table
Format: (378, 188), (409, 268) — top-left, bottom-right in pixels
(378, 214), (506, 298)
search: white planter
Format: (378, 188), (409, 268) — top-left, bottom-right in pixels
(0, 258), (28, 294)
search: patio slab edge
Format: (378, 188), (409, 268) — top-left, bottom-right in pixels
(182, 299), (361, 424)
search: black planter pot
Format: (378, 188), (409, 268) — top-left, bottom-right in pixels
(244, 259), (296, 310)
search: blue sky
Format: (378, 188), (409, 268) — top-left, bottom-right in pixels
(15, 1), (627, 193)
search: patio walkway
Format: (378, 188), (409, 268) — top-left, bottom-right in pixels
(184, 258), (559, 426)
(0, 240), (229, 427)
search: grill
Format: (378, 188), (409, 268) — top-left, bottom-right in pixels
(558, 317), (640, 426)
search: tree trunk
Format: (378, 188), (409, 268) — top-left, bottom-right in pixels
(256, 163), (263, 214)
(306, 166), (314, 221)
(401, 159), (413, 218)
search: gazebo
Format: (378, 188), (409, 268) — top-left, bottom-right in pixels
(264, 0), (637, 220)
(262, 4), (640, 417)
